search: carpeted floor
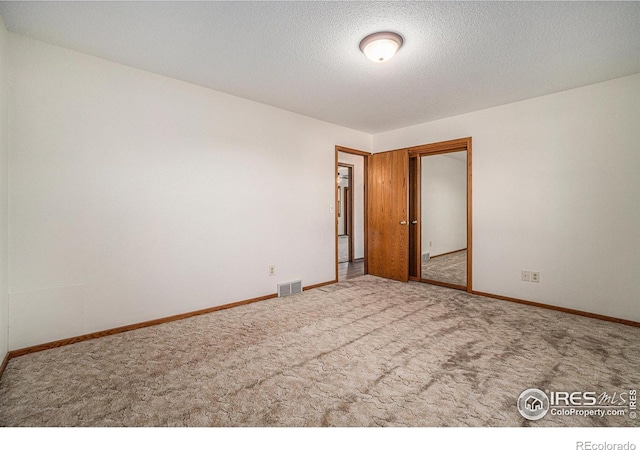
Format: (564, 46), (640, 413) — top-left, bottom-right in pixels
(1, 275), (638, 427)
(422, 249), (467, 286)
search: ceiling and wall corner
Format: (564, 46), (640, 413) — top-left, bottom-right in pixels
(0, 2), (638, 133)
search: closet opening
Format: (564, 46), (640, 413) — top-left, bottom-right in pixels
(408, 137), (472, 292)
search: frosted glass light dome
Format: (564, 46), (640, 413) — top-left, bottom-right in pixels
(359, 32), (404, 63)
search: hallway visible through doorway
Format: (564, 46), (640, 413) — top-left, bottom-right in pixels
(336, 146), (369, 282)
(338, 260), (364, 280)
(338, 235), (349, 263)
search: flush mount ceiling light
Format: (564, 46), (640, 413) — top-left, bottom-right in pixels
(359, 31), (404, 63)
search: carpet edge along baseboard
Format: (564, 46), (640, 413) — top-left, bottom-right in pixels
(7, 279), (338, 360)
(472, 290), (640, 328)
(5, 279), (638, 363)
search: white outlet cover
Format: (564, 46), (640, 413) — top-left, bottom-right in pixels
(531, 272), (540, 283)
(521, 270), (530, 282)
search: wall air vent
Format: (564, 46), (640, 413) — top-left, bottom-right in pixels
(278, 280), (303, 298)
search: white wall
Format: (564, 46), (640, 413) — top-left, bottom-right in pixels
(7, 34), (371, 350)
(0, 16), (8, 361)
(337, 152), (365, 259)
(374, 74), (640, 323)
(6, 32), (639, 352)
(421, 154), (466, 258)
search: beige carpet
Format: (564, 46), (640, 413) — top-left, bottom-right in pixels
(422, 249), (467, 286)
(1, 275), (639, 427)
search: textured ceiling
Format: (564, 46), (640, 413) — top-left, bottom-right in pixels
(1, 1), (639, 134)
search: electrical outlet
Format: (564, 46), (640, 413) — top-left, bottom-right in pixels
(521, 270), (530, 282)
(531, 272), (540, 283)
(269, 265), (276, 276)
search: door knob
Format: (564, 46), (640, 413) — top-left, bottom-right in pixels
(400, 221), (407, 225)
(411, 221), (418, 224)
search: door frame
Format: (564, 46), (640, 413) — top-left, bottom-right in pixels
(335, 146), (371, 281)
(401, 137), (473, 292)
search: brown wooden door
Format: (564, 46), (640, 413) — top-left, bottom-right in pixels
(367, 149), (409, 282)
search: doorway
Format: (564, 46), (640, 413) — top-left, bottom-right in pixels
(335, 146), (370, 281)
(337, 163), (354, 263)
(364, 138), (472, 292)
